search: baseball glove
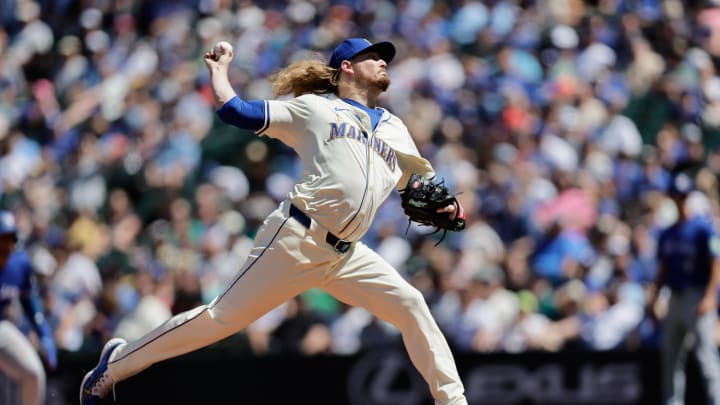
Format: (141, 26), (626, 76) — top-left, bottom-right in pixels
(400, 173), (465, 244)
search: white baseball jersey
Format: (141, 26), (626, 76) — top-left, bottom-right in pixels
(260, 93), (435, 241)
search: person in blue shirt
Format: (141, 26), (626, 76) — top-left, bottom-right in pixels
(0, 210), (57, 405)
(650, 172), (720, 405)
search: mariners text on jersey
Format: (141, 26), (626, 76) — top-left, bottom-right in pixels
(327, 122), (397, 171)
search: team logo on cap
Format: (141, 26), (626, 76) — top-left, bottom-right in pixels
(0, 212), (15, 232)
(673, 173), (692, 194)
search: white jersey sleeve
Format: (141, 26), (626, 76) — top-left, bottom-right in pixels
(377, 114), (435, 187)
(258, 94), (317, 148)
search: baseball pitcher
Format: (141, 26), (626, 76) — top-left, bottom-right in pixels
(81, 38), (467, 405)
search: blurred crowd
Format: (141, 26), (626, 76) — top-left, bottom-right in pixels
(2, 0), (720, 359)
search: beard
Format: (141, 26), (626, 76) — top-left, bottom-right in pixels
(376, 76), (390, 92)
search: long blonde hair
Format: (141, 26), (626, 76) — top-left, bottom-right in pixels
(269, 59), (339, 97)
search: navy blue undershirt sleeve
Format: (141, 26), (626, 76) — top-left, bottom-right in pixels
(19, 263), (52, 340)
(21, 291), (52, 339)
(216, 96), (267, 132)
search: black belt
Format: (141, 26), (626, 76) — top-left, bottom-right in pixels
(289, 204), (352, 254)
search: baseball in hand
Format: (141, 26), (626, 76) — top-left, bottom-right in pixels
(213, 41), (233, 60)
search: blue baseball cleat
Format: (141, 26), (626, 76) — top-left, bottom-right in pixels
(80, 338), (126, 405)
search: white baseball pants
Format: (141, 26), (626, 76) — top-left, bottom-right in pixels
(107, 200), (467, 405)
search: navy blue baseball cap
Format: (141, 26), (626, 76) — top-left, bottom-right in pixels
(328, 38), (396, 69)
(0, 211), (17, 238)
